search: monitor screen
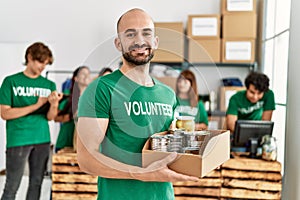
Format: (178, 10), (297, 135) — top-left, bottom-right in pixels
(233, 120), (274, 148)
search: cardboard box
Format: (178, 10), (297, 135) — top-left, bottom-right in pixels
(221, 0), (257, 14)
(188, 39), (221, 62)
(219, 86), (246, 111)
(222, 13), (257, 39)
(142, 130), (230, 177)
(154, 76), (177, 91)
(187, 15), (220, 39)
(221, 39), (256, 63)
(152, 22), (184, 62)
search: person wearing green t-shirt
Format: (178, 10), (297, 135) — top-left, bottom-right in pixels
(175, 69), (208, 130)
(0, 42), (63, 200)
(226, 72), (276, 133)
(54, 66), (91, 153)
(76, 8), (198, 200)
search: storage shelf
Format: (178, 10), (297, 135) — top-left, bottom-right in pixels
(208, 110), (226, 117)
(151, 62), (257, 71)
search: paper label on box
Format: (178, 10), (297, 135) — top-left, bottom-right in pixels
(225, 90), (237, 109)
(227, 0), (253, 11)
(225, 41), (251, 60)
(192, 18), (218, 36)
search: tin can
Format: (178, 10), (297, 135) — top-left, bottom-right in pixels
(166, 134), (183, 153)
(150, 135), (168, 152)
(176, 116), (195, 132)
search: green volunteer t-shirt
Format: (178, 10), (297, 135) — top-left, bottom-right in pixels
(78, 70), (176, 200)
(175, 97), (208, 125)
(226, 90), (276, 120)
(0, 72), (56, 148)
(55, 98), (75, 149)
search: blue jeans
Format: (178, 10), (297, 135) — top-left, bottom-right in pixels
(1, 143), (50, 200)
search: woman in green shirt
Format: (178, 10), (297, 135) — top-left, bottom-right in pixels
(54, 66), (91, 152)
(175, 69), (208, 130)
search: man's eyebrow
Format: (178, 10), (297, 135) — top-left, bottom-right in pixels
(124, 29), (136, 34)
(143, 28), (153, 32)
(124, 28), (153, 34)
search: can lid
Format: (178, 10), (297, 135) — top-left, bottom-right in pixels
(176, 116), (195, 121)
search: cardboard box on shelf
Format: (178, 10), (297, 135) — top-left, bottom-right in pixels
(154, 76), (177, 91)
(188, 39), (221, 62)
(222, 13), (257, 39)
(221, 39), (256, 63)
(219, 86), (246, 112)
(142, 130), (230, 177)
(221, 0), (257, 14)
(187, 15), (220, 39)
(152, 22), (184, 62)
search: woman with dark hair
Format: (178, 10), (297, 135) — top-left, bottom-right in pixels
(54, 66), (91, 152)
(175, 69), (208, 130)
(98, 67), (113, 77)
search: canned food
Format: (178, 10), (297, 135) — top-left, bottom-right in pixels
(184, 131), (210, 148)
(166, 134), (183, 153)
(176, 116), (195, 132)
(150, 135), (168, 152)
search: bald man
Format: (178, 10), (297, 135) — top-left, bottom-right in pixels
(76, 8), (198, 200)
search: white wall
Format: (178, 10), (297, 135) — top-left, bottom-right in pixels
(282, 0), (300, 198)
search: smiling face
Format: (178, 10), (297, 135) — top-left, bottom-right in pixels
(75, 67), (91, 87)
(246, 84), (265, 103)
(177, 76), (192, 94)
(26, 55), (49, 76)
(114, 9), (158, 66)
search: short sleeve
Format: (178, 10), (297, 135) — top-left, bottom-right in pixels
(263, 90), (276, 111)
(0, 77), (12, 106)
(226, 95), (239, 116)
(78, 79), (110, 118)
(197, 101), (208, 125)
(50, 81), (56, 92)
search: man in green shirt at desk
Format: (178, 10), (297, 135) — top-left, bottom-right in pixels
(226, 72), (276, 133)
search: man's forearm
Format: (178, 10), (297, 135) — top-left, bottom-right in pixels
(1, 104), (40, 120)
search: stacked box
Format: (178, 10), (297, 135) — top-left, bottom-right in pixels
(221, 0), (257, 14)
(152, 22), (184, 62)
(222, 39), (256, 63)
(219, 86), (246, 112)
(188, 39), (221, 63)
(221, 0), (257, 63)
(222, 13), (257, 39)
(187, 15), (221, 63)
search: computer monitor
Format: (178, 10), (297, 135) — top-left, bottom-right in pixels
(232, 120), (274, 157)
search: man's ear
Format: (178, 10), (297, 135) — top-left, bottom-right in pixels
(114, 37), (122, 52)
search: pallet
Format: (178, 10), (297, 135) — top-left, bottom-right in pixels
(51, 149), (98, 200)
(52, 149), (282, 200)
(173, 169), (222, 199)
(220, 157), (282, 200)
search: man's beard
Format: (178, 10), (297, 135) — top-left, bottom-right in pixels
(122, 44), (154, 66)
